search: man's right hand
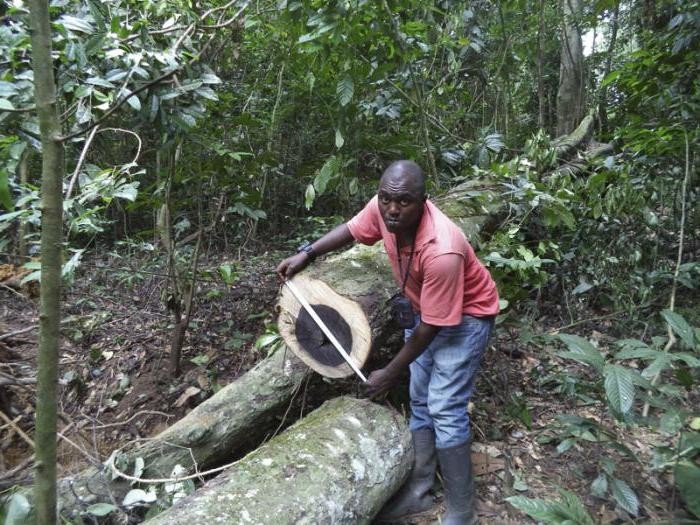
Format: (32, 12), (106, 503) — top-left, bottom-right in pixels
(276, 252), (311, 281)
(275, 224), (354, 281)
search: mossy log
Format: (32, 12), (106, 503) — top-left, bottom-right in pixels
(52, 348), (312, 518)
(146, 396), (412, 525)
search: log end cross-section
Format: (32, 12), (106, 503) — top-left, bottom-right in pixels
(278, 275), (372, 378)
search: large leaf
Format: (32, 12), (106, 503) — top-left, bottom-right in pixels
(603, 364), (635, 414)
(336, 77), (354, 107)
(507, 490), (594, 525)
(609, 477), (639, 515)
(506, 496), (564, 523)
(2, 492), (31, 524)
(86, 503), (118, 517)
(557, 334), (605, 372)
(661, 310), (696, 349)
(675, 462), (700, 518)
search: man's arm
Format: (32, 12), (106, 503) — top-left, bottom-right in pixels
(275, 223), (354, 280)
(364, 321), (440, 397)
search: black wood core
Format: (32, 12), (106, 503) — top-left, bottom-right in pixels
(295, 304), (353, 367)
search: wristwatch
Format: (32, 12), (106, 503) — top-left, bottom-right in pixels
(297, 241), (316, 261)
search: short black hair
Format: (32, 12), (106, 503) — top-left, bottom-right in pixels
(380, 160), (426, 197)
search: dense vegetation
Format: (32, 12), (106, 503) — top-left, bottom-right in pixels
(0, 0), (698, 523)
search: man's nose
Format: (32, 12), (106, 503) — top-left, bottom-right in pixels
(387, 202), (400, 216)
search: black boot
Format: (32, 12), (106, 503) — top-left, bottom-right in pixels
(377, 428), (437, 522)
(436, 441), (477, 525)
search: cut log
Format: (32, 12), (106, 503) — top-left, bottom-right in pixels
(278, 274), (372, 378)
(277, 177), (505, 364)
(51, 348), (312, 518)
(145, 396), (412, 525)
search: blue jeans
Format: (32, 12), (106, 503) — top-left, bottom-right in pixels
(406, 314), (494, 449)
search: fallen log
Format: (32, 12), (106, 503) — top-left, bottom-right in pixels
(145, 396), (412, 525)
(51, 348), (312, 518)
(33, 117), (598, 519)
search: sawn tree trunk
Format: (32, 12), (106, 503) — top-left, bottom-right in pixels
(145, 397), (412, 525)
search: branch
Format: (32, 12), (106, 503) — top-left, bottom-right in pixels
(0, 104), (36, 114)
(59, 1), (249, 142)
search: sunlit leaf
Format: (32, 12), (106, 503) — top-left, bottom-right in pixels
(604, 364), (635, 414)
(337, 77), (354, 107)
(661, 310), (696, 348)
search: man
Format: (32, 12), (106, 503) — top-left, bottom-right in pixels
(276, 160), (498, 525)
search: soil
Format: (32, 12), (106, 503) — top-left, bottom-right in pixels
(0, 247), (696, 524)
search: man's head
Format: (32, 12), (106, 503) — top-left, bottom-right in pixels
(377, 160), (427, 237)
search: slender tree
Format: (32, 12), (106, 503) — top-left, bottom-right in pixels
(28, 0), (64, 522)
(556, 0), (586, 135)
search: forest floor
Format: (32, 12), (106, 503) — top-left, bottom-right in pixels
(0, 246), (696, 524)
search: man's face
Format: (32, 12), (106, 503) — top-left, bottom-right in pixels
(377, 175), (425, 236)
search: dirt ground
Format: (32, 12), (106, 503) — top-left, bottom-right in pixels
(0, 249), (696, 524)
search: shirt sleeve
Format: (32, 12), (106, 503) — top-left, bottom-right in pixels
(346, 195), (383, 245)
(419, 253), (464, 326)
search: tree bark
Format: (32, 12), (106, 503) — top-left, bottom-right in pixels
(145, 396), (412, 525)
(28, 1), (65, 523)
(556, 0), (586, 136)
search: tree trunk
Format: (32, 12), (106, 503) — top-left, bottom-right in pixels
(556, 0), (586, 136)
(51, 348), (311, 519)
(28, 1), (65, 523)
(537, 0), (546, 130)
(145, 396), (412, 525)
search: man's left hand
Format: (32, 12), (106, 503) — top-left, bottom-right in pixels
(363, 367), (400, 398)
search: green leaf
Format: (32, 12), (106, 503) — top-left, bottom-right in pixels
(254, 333), (279, 350)
(218, 263), (237, 285)
(304, 184), (315, 210)
(601, 70), (621, 87)
(3, 492), (31, 524)
(58, 15), (94, 34)
(662, 310), (696, 349)
(506, 496), (562, 523)
(0, 98), (15, 110)
(609, 477), (638, 515)
(335, 129), (344, 149)
(0, 168), (13, 211)
(62, 249), (85, 279)
(603, 364), (635, 414)
(590, 473), (608, 498)
(675, 463), (700, 518)
(126, 94), (141, 111)
(337, 77), (354, 107)
(113, 182), (138, 202)
(20, 270), (41, 285)
(557, 334), (605, 372)
(86, 502), (118, 517)
(201, 73), (222, 84)
(641, 354), (672, 379)
(86, 77), (115, 88)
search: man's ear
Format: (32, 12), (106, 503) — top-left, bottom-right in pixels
(423, 193), (429, 201)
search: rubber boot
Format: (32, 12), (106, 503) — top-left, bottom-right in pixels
(436, 441), (477, 525)
(376, 428), (437, 522)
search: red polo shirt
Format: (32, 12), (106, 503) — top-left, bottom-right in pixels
(347, 196), (499, 326)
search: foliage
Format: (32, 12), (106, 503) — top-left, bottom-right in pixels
(507, 489), (595, 525)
